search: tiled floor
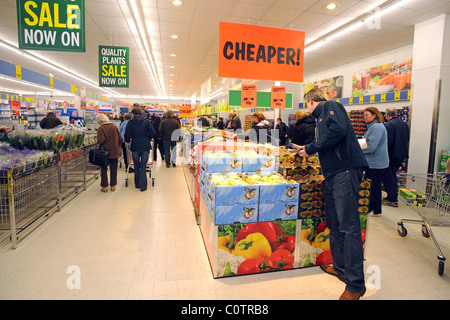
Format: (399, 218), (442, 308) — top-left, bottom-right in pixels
(0, 158), (449, 300)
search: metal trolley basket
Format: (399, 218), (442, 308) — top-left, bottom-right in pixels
(397, 172), (449, 275)
(124, 142), (155, 188)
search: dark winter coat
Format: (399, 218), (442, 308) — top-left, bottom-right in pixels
(384, 117), (409, 167)
(159, 117), (181, 141)
(289, 115), (316, 146)
(40, 114), (63, 129)
(124, 115), (155, 152)
(305, 101), (368, 178)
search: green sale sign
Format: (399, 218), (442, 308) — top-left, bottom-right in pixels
(99, 46), (129, 88)
(16, 0), (86, 52)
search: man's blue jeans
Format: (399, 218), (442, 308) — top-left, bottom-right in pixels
(163, 140), (177, 166)
(132, 151), (149, 190)
(323, 167), (365, 293)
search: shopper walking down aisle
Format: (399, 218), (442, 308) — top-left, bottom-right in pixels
(382, 107), (410, 207)
(151, 115), (165, 162)
(289, 110), (316, 147)
(298, 88), (368, 300)
(120, 113), (132, 172)
(362, 107), (389, 217)
(124, 107), (155, 192)
(96, 114), (123, 193)
(159, 110), (180, 168)
(276, 118), (289, 147)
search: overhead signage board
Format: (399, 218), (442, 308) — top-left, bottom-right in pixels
(218, 22), (305, 83)
(99, 45), (129, 88)
(178, 105), (192, 118)
(16, 0), (86, 52)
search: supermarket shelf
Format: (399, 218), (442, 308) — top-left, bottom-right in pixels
(299, 89), (410, 108)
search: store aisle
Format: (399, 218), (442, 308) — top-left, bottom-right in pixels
(0, 157), (449, 300)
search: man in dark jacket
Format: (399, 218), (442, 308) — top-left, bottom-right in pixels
(125, 107), (155, 191)
(275, 118), (289, 147)
(298, 88), (368, 300)
(151, 115), (164, 162)
(160, 110), (181, 168)
(40, 112), (63, 129)
(382, 107), (410, 207)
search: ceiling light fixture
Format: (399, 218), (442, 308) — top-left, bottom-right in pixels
(170, 54), (176, 57)
(305, 0), (410, 53)
(172, 0), (182, 6)
(126, 0), (165, 97)
(326, 3), (338, 10)
(170, 66), (175, 69)
(170, 34), (179, 39)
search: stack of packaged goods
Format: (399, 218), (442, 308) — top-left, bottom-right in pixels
(399, 187), (427, 207)
(349, 110), (366, 138)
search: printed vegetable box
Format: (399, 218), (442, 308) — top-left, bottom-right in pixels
(259, 183), (299, 204)
(215, 221), (297, 277)
(212, 202), (259, 225)
(241, 154), (264, 172)
(207, 173), (259, 206)
(298, 215), (368, 267)
(258, 155), (276, 172)
(247, 172), (299, 204)
(258, 201), (299, 222)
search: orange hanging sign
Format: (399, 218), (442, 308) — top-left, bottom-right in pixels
(178, 105), (192, 118)
(219, 22), (305, 83)
(241, 84), (257, 108)
(271, 86), (286, 109)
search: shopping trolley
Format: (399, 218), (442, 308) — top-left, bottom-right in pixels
(124, 142), (155, 188)
(396, 172), (449, 275)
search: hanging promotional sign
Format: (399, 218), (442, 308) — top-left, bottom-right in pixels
(219, 22), (305, 83)
(178, 105), (192, 118)
(271, 86), (286, 109)
(16, 0), (86, 52)
(99, 45), (129, 88)
(241, 84), (257, 108)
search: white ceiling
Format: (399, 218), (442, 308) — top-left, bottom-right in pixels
(0, 0), (450, 101)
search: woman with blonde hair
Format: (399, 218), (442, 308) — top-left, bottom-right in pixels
(289, 110), (316, 146)
(96, 113), (123, 192)
(362, 106), (389, 216)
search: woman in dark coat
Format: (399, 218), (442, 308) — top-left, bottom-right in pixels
(125, 107), (155, 191)
(289, 110), (316, 146)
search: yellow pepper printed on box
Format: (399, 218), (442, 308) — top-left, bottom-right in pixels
(231, 232), (272, 260)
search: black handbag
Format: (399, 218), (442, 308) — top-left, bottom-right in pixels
(89, 145), (110, 167)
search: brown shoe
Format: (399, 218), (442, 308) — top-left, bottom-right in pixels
(320, 264), (345, 282)
(101, 187), (108, 193)
(339, 287), (366, 300)
(111, 186), (116, 191)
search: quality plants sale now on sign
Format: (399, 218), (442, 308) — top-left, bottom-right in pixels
(99, 45), (130, 88)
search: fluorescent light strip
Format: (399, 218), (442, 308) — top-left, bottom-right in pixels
(128, 0), (164, 97)
(0, 75), (75, 96)
(0, 39), (121, 97)
(304, 0), (408, 53)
